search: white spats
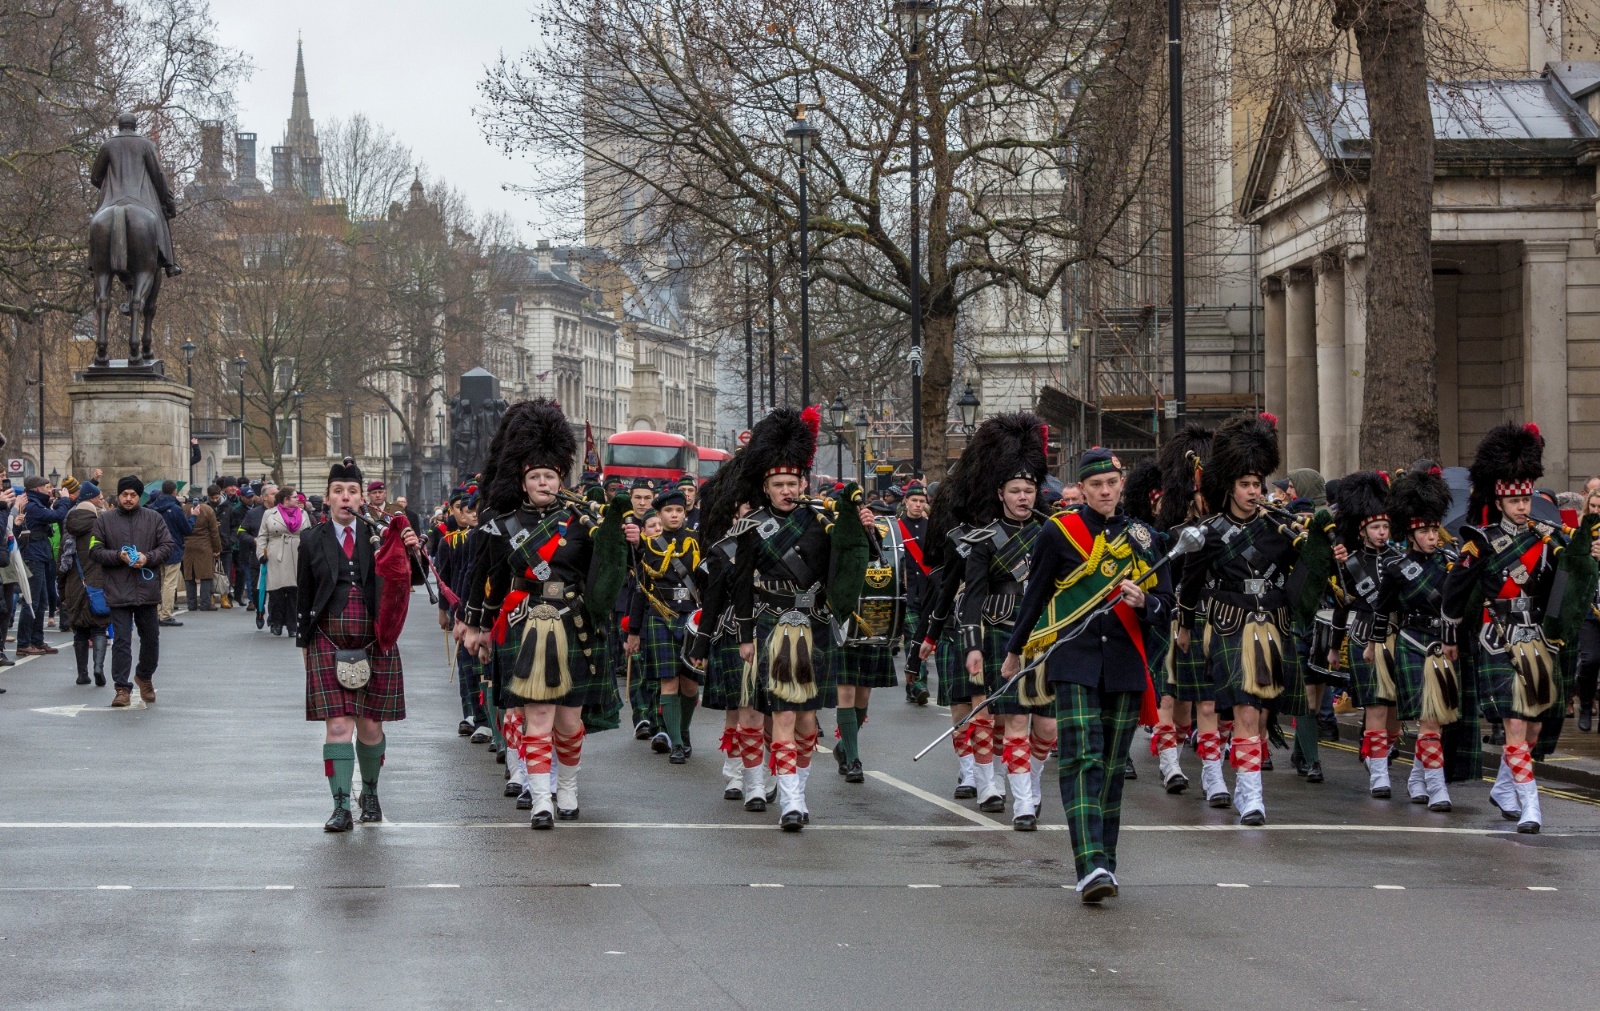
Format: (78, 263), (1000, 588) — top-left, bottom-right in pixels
(1489, 759), (1520, 818)
(1422, 767), (1451, 812)
(774, 772), (803, 818)
(1158, 747), (1185, 789)
(1234, 770), (1265, 824)
(555, 761), (579, 814)
(741, 765), (766, 806)
(1366, 756), (1392, 798)
(1514, 779), (1542, 833)
(957, 753), (977, 790)
(1007, 772), (1035, 819)
(972, 762), (1003, 806)
(1407, 760), (1427, 804)
(1199, 758), (1228, 804)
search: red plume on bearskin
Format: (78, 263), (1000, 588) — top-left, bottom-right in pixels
(800, 404), (821, 445)
(737, 406), (822, 504)
(373, 513), (414, 651)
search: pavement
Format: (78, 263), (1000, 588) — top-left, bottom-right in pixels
(3, 602), (1598, 1009)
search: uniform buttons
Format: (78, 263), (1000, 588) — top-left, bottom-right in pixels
(1100, 635), (1108, 643)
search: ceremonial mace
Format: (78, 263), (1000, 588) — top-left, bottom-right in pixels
(912, 524), (1206, 762)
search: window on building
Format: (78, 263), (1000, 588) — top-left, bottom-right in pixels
(278, 417), (296, 457)
(226, 420), (242, 458)
(273, 358), (295, 393)
(327, 417), (344, 457)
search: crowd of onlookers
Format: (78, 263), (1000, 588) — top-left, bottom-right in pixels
(1, 470), (418, 705)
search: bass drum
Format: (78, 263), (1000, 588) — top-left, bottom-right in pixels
(1307, 607), (1352, 688)
(838, 514), (906, 646)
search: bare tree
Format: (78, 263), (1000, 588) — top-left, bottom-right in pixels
(321, 114), (417, 221)
(480, 0), (1168, 476)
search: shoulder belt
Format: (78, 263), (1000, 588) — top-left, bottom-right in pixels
(898, 518), (929, 575)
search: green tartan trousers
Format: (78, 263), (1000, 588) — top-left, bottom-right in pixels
(1055, 684), (1143, 881)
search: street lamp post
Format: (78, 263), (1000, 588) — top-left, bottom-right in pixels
(738, 247), (755, 428)
(828, 392), (847, 484)
(233, 355), (248, 483)
(343, 397), (355, 462)
(853, 408), (870, 487)
(894, 0), (935, 476)
(785, 106), (821, 408)
(293, 389), (304, 489)
(1168, 0), (1187, 423)
(182, 340), (197, 486)
(754, 326), (770, 412)
(765, 237), (778, 410)
(957, 380), (979, 435)
(779, 349), (794, 409)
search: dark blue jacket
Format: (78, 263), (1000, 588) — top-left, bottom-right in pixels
(21, 489), (71, 565)
(146, 492), (194, 566)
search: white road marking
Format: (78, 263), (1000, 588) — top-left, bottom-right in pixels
(96, 885), (132, 890)
(1373, 884), (1405, 890)
(749, 883), (783, 888)
(0, 820), (1558, 835)
(1216, 883), (1250, 888)
(908, 883), (941, 888)
(589, 883), (621, 888)
(264, 885), (293, 890)
(1527, 886), (1558, 891)
(31, 706), (89, 717)
(864, 770), (1004, 829)
(424, 883), (459, 888)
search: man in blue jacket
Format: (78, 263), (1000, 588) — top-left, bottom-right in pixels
(16, 475), (71, 656)
(145, 480), (193, 627)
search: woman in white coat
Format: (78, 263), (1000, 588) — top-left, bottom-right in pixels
(258, 486), (308, 637)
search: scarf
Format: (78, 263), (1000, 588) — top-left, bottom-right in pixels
(278, 504), (305, 533)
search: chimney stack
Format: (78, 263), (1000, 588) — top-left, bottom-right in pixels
(235, 132), (257, 181)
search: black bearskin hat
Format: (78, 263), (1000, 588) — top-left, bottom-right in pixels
(1202, 414), (1279, 515)
(922, 477), (962, 572)
(482, 399), (576, 514)
(697, 450), (749, 547)
(948, 412), (1049, 526)
(1334, 470), (1392, 546)
(327, 456), (362, 487)
(737, 406), (820, 505)
(1387, 465), (1452, 535)
(1157, 422), (1212, 530)
(1468, 422), (1544, 521)
(1124, 459), (1162, 525)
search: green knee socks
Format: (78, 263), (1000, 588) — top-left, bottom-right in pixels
(356, 737), (386, 793)
(323, 742), (355, 809)
(680, 693), (698, 747)
(661, 694), (684, 748)
(837, 707), (861, 763)
(1293, 715), (1319, 765)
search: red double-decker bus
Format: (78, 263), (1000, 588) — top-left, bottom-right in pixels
(697, 446), (731, 482)
(603, 430), (699, 485)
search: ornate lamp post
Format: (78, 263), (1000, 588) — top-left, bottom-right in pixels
(828, 391), (848, 483)
(785, 106), (822, 408)
(233, 354), (248, 483)
(753, 324), (770, 413)
(779, 348), (795, 409)
(182, 340), (197, 485)
(957, 380), (979, 435)
(853, 407), (870, 487)
(894, 0), (935, 475)
(343, 397), (355, 461)
(737, 247), (755, 428)
(292, 389), (305, 488)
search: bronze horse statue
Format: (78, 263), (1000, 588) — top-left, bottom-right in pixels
(88, 113), (181, 367)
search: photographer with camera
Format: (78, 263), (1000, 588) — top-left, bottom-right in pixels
(89, 476), (175, 707)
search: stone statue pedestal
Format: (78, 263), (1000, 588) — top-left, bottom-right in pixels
(68, 369), (192, 483)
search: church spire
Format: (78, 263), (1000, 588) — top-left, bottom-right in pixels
(273, 34), (323, 197)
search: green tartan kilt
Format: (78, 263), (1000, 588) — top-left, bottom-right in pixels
(1207, 615), (1306, 716)
(1147, 620), (1173, 699)
(638, 612), (691, 682)
(501, 612), (612, 710)
(700, 633), (765, 712)
(986, 624), (1052, 716)
(752, 610), (837, 712)
(1476, 643), (1569, 723)
(1173, 614), (1213, 702)
(837, 641), (898, 688)
(1392, 634), (1430, 721)
(933, 629), (971, 707)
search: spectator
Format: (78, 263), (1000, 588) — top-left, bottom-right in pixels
(16, 474), (71, 656)
(59, 482), (111, 686)
(211, 483), (237, 608)
(90, 476), (176, 707)
(0, 484), (23, 673)
(1585, 475), (1600, 496)
(1287, 467), (1327, 507)
(258, 485), (306, 637)
(1058, 482), (1085, 508)
(145, 480), (192, 627)
(240, 485), (271, 617)
(182, 491), (221, 612)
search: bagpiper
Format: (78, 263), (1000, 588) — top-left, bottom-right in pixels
(832, 503), (907, 783)
(297, 457), (425, 832)
(1326, 471), (1404, 798)
(954, 414), (1052, 826)
(726, 407), (871, 830)
(625, 484), (702, 763)
(1442, 423), (1600, 833)
(914, 480), (983, 799)
(898, 482), (933, 705)
(1149, 424), (1213, 795)
(1371, 463), (1460, 811)
(1176, 414), (1326, 825)
(461, 400), (629, 829)
(1003, 448), (1174, 900)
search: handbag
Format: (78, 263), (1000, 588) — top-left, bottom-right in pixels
(75, 554), (112, 619)
(334, 647), (372, 690)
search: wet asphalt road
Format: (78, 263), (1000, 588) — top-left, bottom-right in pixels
(2, 604), (1596, 1009)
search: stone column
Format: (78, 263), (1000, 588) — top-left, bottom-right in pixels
(1523, 240), (1570, 489)
(1262, 276), (1286, 465)
(1434, 273), (1460, 466)
(1315, 254), (1348, 476)
(68, 376), (193, 481)
(1343, 246), (1368, 468)
(1284, 267), (1319, 472)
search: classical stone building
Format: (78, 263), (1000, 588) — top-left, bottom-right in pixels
(1242, 66), (1600, 489)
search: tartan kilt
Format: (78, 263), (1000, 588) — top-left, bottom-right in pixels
(1476, 642), (1569, 723)
(1172, 613), (1213, 702)
(1148, 619), (1173, 699)
(1392, 634), (1431, 721)
(836, 641), (898, 688)
(1347, 628), (1395, 708)
(698, 632), (744, 711)
(934, 629), (970, 707)
(502, 609), (609, 710)
(987, 624), (1051, 716)
(639, 611), (691, 681)
(305, 585), (405, 722)
(1207, 612), (1306, 716)
(752, 609), (836, 712)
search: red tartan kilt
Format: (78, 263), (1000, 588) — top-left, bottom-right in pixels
(305, 583), (406, 721)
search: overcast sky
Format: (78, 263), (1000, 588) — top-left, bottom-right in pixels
(209, 0), (551, 235)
